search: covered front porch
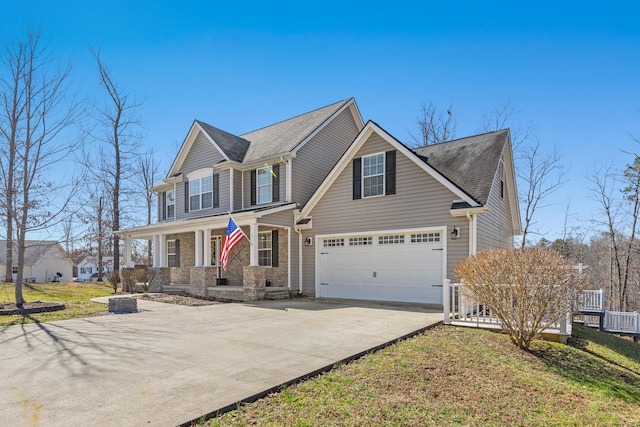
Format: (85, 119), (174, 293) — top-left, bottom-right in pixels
(118, 207), (295, 301)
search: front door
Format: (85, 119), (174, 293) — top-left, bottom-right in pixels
(211, 236), (222, 278)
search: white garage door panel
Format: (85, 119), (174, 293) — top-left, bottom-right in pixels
(318, 231), (443, 304)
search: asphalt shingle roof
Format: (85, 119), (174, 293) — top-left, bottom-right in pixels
(238, 99), (351, 163)
(0, 241), (65, 265)
(413, 129), (509, 205)
(195, 120), (251, 163)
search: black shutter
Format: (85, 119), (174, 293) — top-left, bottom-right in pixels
(175, 239), (180, 267)
(213, 174), (219, 208)
(352, 158), (362, 200)
(271, 230), (278, 267)
(250, 170), (257, 205)
(385, 150), (396, 195)
(161, 192), (166, 220)
(184, 181), (189, 213)
(272, 165), (280, 202)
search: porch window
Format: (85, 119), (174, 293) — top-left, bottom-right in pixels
(167, 239), (180, 267)
(258, 231), (272, 266)
(166, 190), (175, 219)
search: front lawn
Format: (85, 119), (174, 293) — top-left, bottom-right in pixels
(0, 282), (114, 326)
(205, 324), (640, 426)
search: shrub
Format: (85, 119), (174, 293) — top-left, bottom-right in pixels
(454, 247), (589, 350)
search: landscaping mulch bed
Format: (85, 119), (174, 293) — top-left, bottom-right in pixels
(135, 293), (225, 307)
(0, 301), (65, 316)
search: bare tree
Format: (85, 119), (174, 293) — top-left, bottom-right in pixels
(136, 150), (160, 264)
(409, 101), (456, 147)
(481, 103), (565, 248)
(84, 49), (143, 285)
(0, 29), (81, 306)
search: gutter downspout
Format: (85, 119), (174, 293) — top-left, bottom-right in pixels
(294, 224), (303, 295)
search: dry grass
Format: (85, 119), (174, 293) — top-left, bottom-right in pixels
(0, 281), (114, 326)
(205, 324), (640, 427)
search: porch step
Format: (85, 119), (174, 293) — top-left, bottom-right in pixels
(205, 286), (290, 301)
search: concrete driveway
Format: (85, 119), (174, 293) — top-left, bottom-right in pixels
(0, 297), (442, 427)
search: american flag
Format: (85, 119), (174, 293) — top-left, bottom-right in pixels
(220, 217), (244, 270)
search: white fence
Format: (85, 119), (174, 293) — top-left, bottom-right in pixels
(443, 280), (570, 336)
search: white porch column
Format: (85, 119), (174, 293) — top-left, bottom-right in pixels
(152, 235), (160, 267)
(124, 236), (133, 268)
(204, 229), (212, 266)
(195, 230), (203, 267)
(159, 234), (167, 267)
(249, 222), (259, 266)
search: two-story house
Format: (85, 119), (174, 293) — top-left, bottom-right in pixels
(118, 98), (521, 304)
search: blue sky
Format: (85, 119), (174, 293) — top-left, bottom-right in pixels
(3, 1), (640, 242)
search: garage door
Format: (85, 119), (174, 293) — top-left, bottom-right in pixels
(317, 230), (444, 304)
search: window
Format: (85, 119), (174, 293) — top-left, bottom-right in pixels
(411, 233), (441, 243)
(257, 167), (272, 204)
(251, 165), (280, 205)
(166, 190), (175, 219)
(258, 231), (272, 266)
(12, 266), (18, 274)
(167, 240), (180, 267)
(189, 175), (213, 211)
(379, 235), (405, 245)
(349, 236), (373, 246)
(323, 239), (345, 247)
(363, 153), (384, 197)
(499, 159), (505, 199)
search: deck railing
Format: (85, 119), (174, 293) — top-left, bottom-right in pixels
(577, 289), (605, 313)
(604, 311), (640, 334)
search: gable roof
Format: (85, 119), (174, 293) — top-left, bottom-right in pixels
(239, 98), (356, 164)
(195, 120), (251, 163)
(413, 129), (510, 206)
(300, 121), (483, 217)
(164, 99), (361, 179)
(0, 241), (70, 266)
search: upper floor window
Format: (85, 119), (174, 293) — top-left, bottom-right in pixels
(363, 153), (385, 197)
(166, 190), (175, 219)
(190, 175), (212, 210)
(185, 170), (219, 212)
(251, 164), (280, 205)
(257, 167), (272, 204)
(352, 150), (395, 200)
(499, 159), (505, 199)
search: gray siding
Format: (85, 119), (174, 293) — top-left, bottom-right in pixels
(477, 161), (516, 251)
(182, 131), (226, 172)
(300, 132), (470, 295)
(242, 161), (287, 209)
(174, 169), (231, 221)
(233, 169), (243, 212)
(292, 108), (360, 205)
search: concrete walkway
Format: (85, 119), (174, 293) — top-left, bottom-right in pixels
(0, 297), (442, 427)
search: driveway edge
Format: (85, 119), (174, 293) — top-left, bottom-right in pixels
(180, 320), (443, 427)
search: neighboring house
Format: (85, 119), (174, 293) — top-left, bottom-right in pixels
(77, 256), (114, 280)
(118, 99), (521, 305)
(0, 241), (75, 283)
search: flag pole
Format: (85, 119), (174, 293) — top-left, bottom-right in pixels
(227, 211), (251, 243)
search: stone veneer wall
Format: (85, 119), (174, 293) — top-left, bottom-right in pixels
(167, 232), (194, 284)
(220, 226), (288, 287)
